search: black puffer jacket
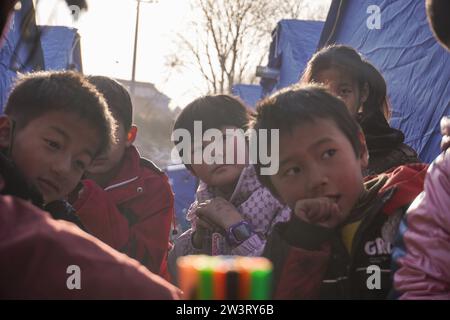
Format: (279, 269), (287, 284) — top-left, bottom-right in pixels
(358, 111), (420, 176)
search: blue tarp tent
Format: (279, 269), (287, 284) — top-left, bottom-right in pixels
(0, 0), (82, 113)
(231, 84), (263, 108)
(233, 19), (324, 108)
(165, 164), (197, 233)
(261, 19), (325, 95)
(318, 0), (450, 163)
(40, 25), (82, 72)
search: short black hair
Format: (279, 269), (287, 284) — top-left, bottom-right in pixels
(4, 71), (116, 156)
(426, 0), (450, 51)
(87, 75), (133, 132)
(173, 94), (253, 165)
(252, 84), (362, 191)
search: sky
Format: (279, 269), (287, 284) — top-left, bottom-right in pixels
(34, 0), (331, 109)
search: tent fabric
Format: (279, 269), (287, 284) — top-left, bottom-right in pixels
(234, 20), (324, 106)
(40, 26), (82, 72)
(165, 164), (197, 234)
(0, 0), (39, 112)
(0, 0), (82, 113)
(318, 0), (450, 163)
(231, 84), (263, 108)
(260, 19), (324, 95)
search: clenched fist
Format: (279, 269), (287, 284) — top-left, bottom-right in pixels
(195, 197), (244, 231)
(294, 197), (344, 229)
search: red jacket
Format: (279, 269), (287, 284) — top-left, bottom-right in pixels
(73, 146), (174, 279)
(0, 184), (180, 299)
(264, 164), (427, 299)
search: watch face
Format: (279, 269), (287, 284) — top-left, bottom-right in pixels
(233, 223), (252, 242)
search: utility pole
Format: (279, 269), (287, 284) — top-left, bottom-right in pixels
(131, 0), (157, 94)
(131, 0), (141, 93)
(131, 0), (141, 94)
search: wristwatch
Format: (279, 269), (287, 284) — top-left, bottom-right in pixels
(226, 220), (254, 247)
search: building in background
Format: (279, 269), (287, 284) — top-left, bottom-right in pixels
(117, 78), (176, 169)
(117, 78), (170, 114)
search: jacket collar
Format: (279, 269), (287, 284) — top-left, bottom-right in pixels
(366, 163), (427, 215)
(346, 163), (427, 224)
(103, 145), (141, 192)
(196, 165), (261, 207)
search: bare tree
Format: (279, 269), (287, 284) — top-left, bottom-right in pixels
(168, 0), (329, 95)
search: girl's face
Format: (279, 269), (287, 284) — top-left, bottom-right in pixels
(314, 67), (368, 115)
(190, 126), (248, 194)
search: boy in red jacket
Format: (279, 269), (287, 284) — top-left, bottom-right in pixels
(0, 70), (179, 299)
(71, 76), (174, 279)
(252, 85), (426, 299)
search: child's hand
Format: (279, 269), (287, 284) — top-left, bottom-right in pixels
(294, 197), (342, 229)
(441, 116), (450, 151)
(193, 201), (223, 233)
(194, 197), (243, 231)
(192, 217), (217, 249)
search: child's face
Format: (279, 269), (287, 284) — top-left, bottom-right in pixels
(0, 112), (100, 203)
(269, 118), (368, 221)
(88, 122), (134, 175)
(314, 67), (368, 115)
(190, 126), (247, 191)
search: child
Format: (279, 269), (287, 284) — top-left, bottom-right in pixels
(392, 119), (450, 299)
(1, 71), (115, 206)
(252, 85), (427, 299)
(0, 70), (179, 299)
(168, 95), (291, 280)
(70, 75), (174, 279)
(391, 0), (450, 299)
(300, 45), (420, 176)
